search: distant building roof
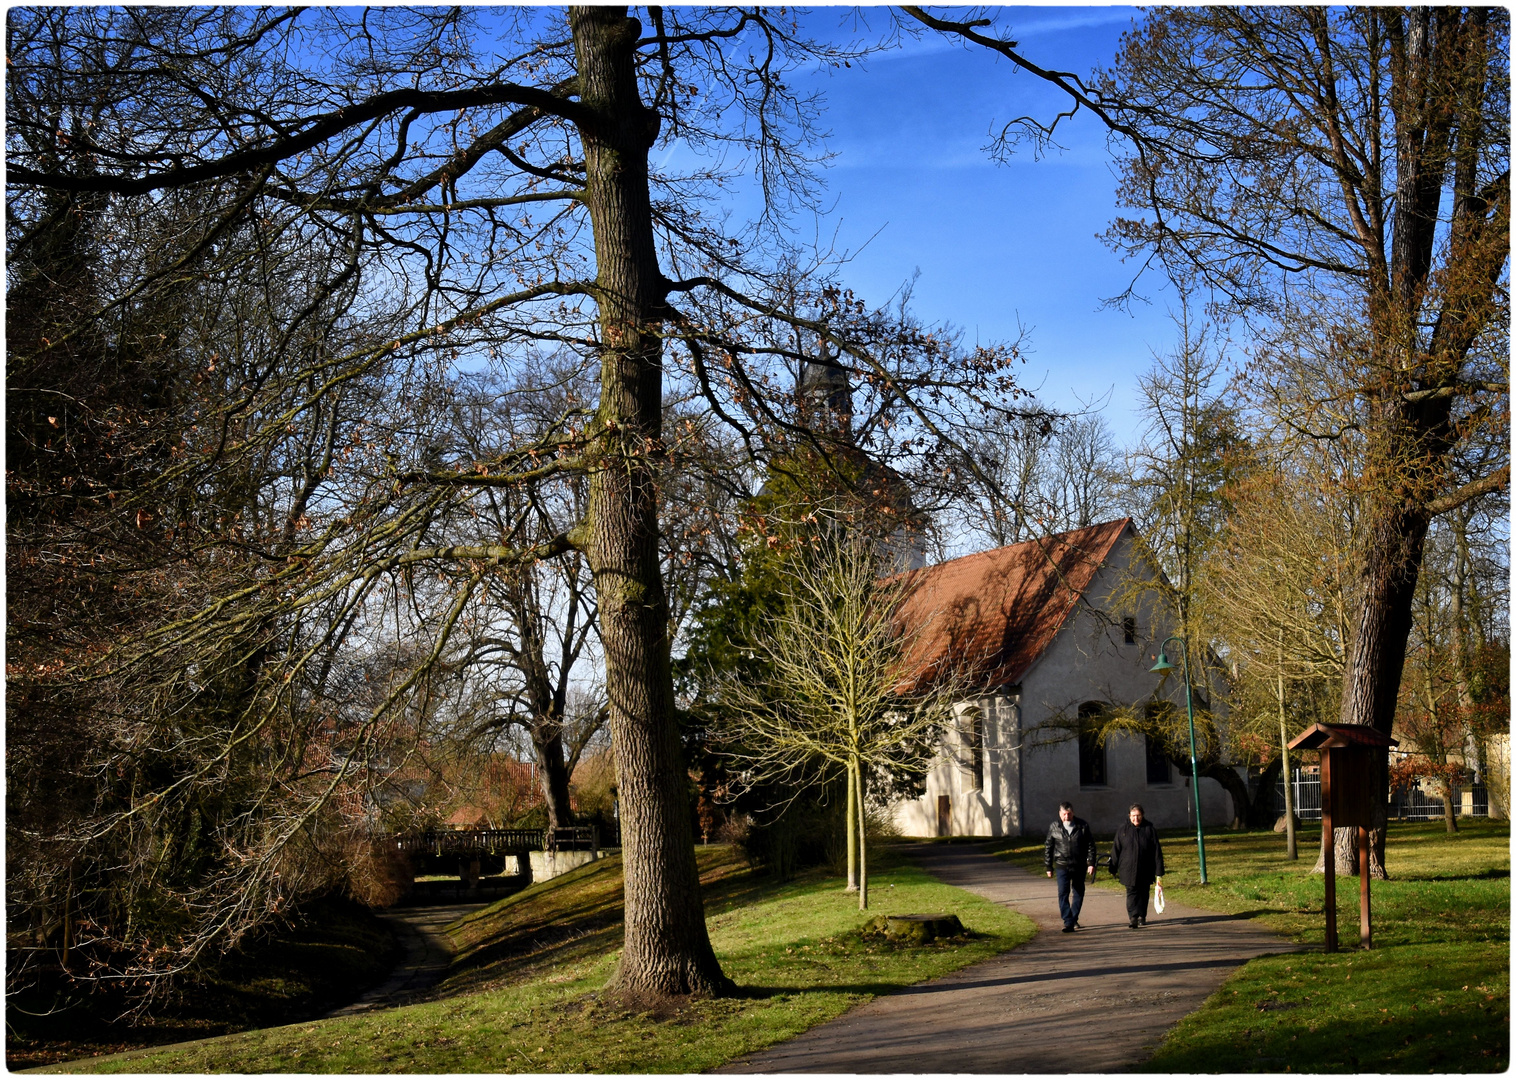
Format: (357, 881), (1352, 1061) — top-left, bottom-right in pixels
(446, 805), (491, 828)
(896, 518), (1132, 690)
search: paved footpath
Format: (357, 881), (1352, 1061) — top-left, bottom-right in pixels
(719, 844), (1295, 1074)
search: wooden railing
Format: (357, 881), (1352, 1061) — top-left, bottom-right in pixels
(546, 825), (603, 852)
(393, 824), (614, 856)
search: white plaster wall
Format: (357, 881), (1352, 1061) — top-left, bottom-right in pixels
(1018, 544), (1234, 836)
(891, 694), (1023, 837)
(528, 848), (597, 881)
(1485, 733), (1509, 820)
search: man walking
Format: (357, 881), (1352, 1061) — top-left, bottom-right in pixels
(1044, 801), (1097, 933)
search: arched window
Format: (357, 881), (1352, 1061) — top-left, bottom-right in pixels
(1144, 702), (1174, 784)
(960, 704), (985, 791)
(970, 707), (985, 791)
(1077, 702), (1107, 788)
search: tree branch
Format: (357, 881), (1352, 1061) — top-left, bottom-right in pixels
(1428, 464), (1509, 517)
(8, 81), (588, 196)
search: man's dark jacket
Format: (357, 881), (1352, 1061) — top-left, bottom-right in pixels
(1044, 816), (1097, 872)
(1109, 819), (1165, 887)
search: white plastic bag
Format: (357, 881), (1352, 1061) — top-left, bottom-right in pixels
(1153, 883), (1166, 914)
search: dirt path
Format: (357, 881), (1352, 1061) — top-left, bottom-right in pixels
(718, 844), (1295, 1073)
(324, 900), (485, 1017)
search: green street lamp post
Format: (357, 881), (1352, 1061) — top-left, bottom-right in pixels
(1152, 636), (1208, 884)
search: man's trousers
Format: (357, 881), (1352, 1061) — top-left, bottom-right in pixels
(1055, 866), (1087, 928)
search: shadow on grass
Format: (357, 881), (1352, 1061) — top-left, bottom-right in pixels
(1406, 867), (1510, 881)
(444, 919), (625, 993)
(728, 945), (1304, 1003)
(435, 848), (777, 1001)
(724, 979), (926, 1001)
(1173, 909), (1285, 924)
(705, 870), (805, 914)
(1141, 997), (1509, 1074)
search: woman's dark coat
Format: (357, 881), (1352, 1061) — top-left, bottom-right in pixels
(1109, 819), (1165, 888)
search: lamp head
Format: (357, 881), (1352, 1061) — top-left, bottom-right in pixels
(1150, 651), (1177, 674)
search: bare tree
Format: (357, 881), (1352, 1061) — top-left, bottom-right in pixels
(956, 409), (1124, 549)
(7, 6), (1026, 1000)
(1394, 469), (1510, 831)
(712, 533), (968, 909)
(1105, 8), (1510, 876)
(1202, 457), (1362, 852)
(1124, 300), (1251, 642)
(428, 367), (605, 832)
(908, 5), (1510, 878)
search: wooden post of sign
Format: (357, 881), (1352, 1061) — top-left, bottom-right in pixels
(1359, 825), (1372, 948)
(1288, 724), (1397, 956)
(1321, 752), (1337, 953)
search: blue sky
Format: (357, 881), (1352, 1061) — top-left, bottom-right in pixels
(782, 6), (1182, 445)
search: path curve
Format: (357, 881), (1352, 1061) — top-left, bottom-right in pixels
(719, 844), (1295, 1073)
(324, 900), (486, 1017)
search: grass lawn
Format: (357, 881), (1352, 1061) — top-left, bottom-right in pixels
(42, 845), (1035, 1073)
(994, 817), (1509, 1072)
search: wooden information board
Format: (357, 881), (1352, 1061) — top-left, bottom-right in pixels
(1288, 723), (1398, 952)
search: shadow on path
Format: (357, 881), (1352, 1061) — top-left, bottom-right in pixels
(717, 843), (1296, 1074)
(325, 900), (487, 1017)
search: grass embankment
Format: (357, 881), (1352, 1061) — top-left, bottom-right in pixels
(8, 898), (397, 1070)
(995, 819), (1509, 1072)
(51, 845), (1034, 1073)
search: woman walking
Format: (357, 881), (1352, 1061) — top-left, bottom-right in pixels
(1109, 803), (1164, 929)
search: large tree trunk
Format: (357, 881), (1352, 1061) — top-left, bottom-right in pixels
(1247, 755), (1283, 829)
(572, 6), (731, 998)
(1329, 496), (1429, 877)
(1322, 8), (1505, 879)
(530, 719), (575, 832)
(1338, 498), (1430, 736)
(1200, 762), (1249, 828)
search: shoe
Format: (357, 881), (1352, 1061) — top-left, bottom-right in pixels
(1129, 919), (1139, 929)
(1138, 917), (1146, 926)
(1061, 924), (1075, 933)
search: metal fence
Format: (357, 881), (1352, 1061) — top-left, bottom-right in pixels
(1268, 769), (1488, 822)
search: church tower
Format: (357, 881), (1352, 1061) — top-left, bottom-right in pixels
(789, 342), (925, 571)
(796, 341), (852, 438)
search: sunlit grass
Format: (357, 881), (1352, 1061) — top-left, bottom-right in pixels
(993, 818), (1509, 1071)
(46, 846), (1035, 1073)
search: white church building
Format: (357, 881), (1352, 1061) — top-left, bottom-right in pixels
(890, 518), (1238, 838)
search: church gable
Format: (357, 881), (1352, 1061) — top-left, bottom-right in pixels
(895, 519), (1131, 692)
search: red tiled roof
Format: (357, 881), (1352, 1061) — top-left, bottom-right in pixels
(896, 519), (1131, 691)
